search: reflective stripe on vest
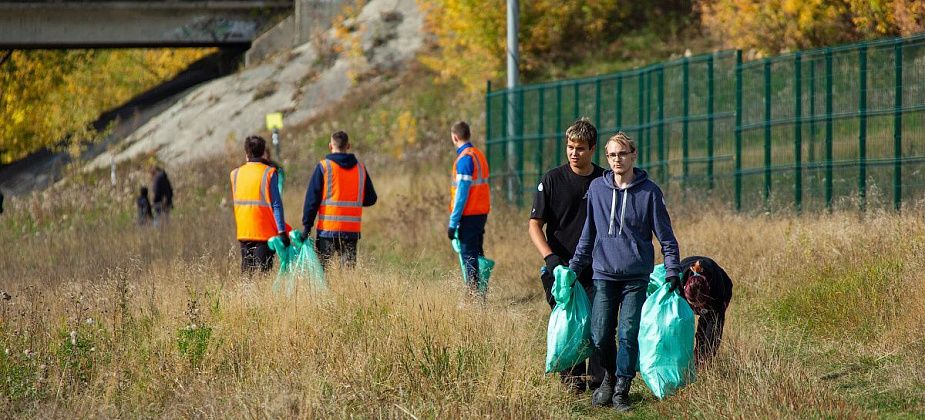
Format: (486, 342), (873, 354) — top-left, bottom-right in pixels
(450, 146), (491, 216)
(317, 159), (366, 233)
(231, 162), (279, 241)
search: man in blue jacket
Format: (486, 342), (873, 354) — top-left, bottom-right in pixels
(301, 131), (377, 268)
(567, 132), (681, 412)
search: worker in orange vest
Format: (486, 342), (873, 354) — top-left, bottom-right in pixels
(231, 135), (290, 274)
(300, 131), (377, 268)
(446, 121), (491, 297)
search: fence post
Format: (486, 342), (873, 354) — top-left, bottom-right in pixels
(809, 57), (816, 165)
(556, 84), (563, 164)
(657, 66), (665, 181)
(645, 70), (653, 166)
(595, 78), (602, 165)
(616, 75), (623, 130)
(573, 82), (580, 120)
(486, 80), (492, 183)
(824, 49), (834, 211)
(707, 54), (715, 190)
(858, 45), (868, 212)
(894, 39), (903, 211)
(638, 73), (645, 167)
(794, 53), (803, 212)
(537, 86), (545, 184)
(517, 88), (525, 205)
(734, 50), (743, 211)
(682, 59), (690, 186)
(501, 86), (509, 200)
(764, 60), (772, 211)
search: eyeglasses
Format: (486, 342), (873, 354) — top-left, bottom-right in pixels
(605, 151), (635, 160)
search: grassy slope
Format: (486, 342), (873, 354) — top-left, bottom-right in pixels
(2, 40), (925, 418)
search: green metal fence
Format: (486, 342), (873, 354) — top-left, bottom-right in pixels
(485, 33), (925, 212)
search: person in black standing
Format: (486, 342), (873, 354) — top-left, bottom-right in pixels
(151, 166), (173, 227)
(528, 117), (606, 393)
(136, 186), (153, 226)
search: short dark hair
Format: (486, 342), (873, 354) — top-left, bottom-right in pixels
(452, 121), (471, 141)
(140, 186), (148, 196)
(244, 135), (266, 158)
(331, 131), (349, 149)
(566, 117), (597, 149)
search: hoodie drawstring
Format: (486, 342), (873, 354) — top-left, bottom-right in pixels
(609, 188), (630, 236)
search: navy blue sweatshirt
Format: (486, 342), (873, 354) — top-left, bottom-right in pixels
(301, 153), (377, 239)
(569, 168), (681, 281)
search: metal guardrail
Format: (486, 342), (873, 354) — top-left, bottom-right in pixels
(486, 33), (925, 212)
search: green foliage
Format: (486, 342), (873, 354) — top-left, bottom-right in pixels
(0, 48), (211, 163)
(55, 322), (105, 386)
(176, 325), (212, 368)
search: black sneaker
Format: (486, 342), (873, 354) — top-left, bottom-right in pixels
(612, 376), (632, 412)
(591, 374), (614, 407)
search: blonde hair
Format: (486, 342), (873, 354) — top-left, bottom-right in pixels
(606, 131), (636, 153)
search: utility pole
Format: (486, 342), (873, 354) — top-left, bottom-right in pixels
(506, 0), (519, 202)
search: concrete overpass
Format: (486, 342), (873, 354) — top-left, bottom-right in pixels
(0, 1), (294, 48)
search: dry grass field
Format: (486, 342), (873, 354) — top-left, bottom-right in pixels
(2, 151), (924, 418)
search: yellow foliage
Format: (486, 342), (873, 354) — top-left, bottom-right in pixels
(0, 48), (211, 163)
(419, 0), (636, 92)
(699, 0), (925, 53)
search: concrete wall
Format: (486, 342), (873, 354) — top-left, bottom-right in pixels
(245, 0), (348, 66)
(0, 1), (291, 48)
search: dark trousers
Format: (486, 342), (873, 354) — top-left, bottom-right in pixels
(457, 214), (487, 292)
(590, 278), (648, 380)
(695, 308), (726, 364)
(240, 241), (274, 274)
(316, 237), (358, 269)
(541, 267), (605, 389)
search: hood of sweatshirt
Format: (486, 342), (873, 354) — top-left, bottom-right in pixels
(568, 166), (681, 280)
(601, 167), (649, 236)
(324, 153), (358, 168)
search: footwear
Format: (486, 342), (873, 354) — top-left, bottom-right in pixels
(612, 376), (632, 412)
(591, 373), (615, 407)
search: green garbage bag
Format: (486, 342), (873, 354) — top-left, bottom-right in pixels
(450, 237), (493, 294)
(545, 266), (593, 373)
(288, 230), (326, 291)
(647, 263), (668, 296)
(638, 271), (696, 399)
(267, 230), (326, 295)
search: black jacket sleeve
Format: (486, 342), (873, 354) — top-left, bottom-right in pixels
(362, 170), (377, 207)
(301, 164), (324, 230)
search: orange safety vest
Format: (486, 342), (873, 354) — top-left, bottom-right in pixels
(317, 159), (367, 233)
(231, 162), (281, 241)
(450, 145), (491, 216)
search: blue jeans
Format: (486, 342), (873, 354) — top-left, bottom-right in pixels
(591, 278), (648, 379)
(457, 214), (487, 291)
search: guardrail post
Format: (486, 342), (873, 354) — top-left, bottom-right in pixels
(825, 49), (834, 211)
(794, 53), (803, 212)
(764, 60), (772, 211)
(682, 59), (690, 186)
(734, 50), (743, 211)
(555, 84), (563, 164)
(894, 39), (903, 211)
(858, 45), (868, 212)
(657, 66), (665, 181)
(595, 78), (602, 164)
(537, 86), (545, 184)
(486, 80), (492, 182)
(707, 54), (715, 190)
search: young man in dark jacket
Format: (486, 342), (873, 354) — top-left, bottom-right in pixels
(676, 256), (733, 364)
(567, 132), (681, 412)
(528, 117), (605, 392)
(301, 131), (377, 268)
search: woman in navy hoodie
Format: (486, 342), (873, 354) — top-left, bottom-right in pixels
(567, 132), (681, 412)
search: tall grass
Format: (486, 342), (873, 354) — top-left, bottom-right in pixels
(2, 154), (924, 417)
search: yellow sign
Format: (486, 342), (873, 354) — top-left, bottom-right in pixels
(265, 112), (284, 130)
